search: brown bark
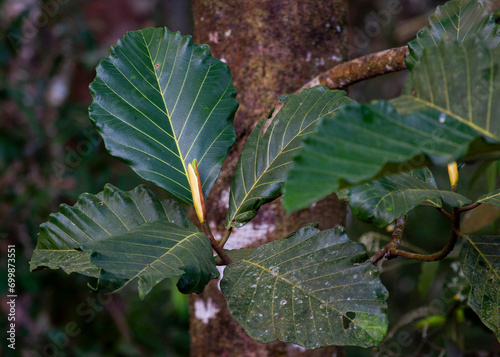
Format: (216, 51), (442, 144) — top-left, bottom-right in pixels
(300, 46), (409, 91)
(190, 1), (348, 356)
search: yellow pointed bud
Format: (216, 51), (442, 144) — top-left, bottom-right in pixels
(188, 160), (206, 223)
(447, 161), (459, 188)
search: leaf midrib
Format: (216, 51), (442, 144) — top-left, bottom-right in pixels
(141, 30), (189, 185)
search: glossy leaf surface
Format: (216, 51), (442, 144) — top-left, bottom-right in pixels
(221, 225), (388, 349)
(89, 27), (238, 204)
(226, 87), (351, 228)
(31, 184), (194, 275)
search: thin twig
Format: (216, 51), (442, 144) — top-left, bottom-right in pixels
(459, 202), (481, 212)
(437, 207), (453, 221)
(202, 222), (233, 265)
(370, 216), (406, 264)
(299, 46), (409, 91)
(370, 205), (462, 263)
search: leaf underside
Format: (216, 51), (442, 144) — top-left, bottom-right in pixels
(89, 27), (238, 204)
(221, 225), (388, 349)
(460, 235), (500, 339)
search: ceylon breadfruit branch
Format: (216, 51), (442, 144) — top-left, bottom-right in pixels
(300, 46), (409, 91)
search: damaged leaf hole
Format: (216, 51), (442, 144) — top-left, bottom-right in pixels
(342, 311), (356, 329)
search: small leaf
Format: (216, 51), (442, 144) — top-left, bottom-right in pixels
(83, 220), (218, 298)
(345, 169), (472, 227)
(30, 184), (194, 277)
(460, 235), (500, 339)
(414, 314), (446, 329)
(221, 225), (388, 349)
(226, 86), (351, 228)
(89, 27), (238, 204)
(477, 188), (500, 206)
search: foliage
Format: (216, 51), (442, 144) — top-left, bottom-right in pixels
(31, 0), (500, 351)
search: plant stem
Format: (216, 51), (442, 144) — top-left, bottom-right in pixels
(369, 216), (406, 264)
(219, 228), (232, 248)
(459, 202), (481, 212)
(202, 222), (233, 265)
(299, 46), (409, 91)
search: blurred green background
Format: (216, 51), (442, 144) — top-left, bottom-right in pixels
(0, 0), (499, 356)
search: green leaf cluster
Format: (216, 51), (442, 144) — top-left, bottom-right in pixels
(31, 0), (500, 350)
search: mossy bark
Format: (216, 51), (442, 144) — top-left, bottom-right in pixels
(190, 1), (349, 356)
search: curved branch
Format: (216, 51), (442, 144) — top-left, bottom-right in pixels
(370, 206), (462, 263)
(459, 202), (481, 212)
(300, 46), (409, 91)
(388, 208), (461, 262)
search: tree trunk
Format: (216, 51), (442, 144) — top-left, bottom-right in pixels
(190, 1), (349, 356)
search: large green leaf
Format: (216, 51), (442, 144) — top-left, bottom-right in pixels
(406, 0), (500, 70)
(89, 27), (238, 204)
(226, 86), (351, 228)
(83, 220), (218, 298)
(283, 100), (487, 213)
(460, 235), (500, 339)
(221, 225), (388, 349)
(395, 38), (500, 140)
(344, 168), (472, 227)
(283, 35), (500, 214)
(30, 184), (217, 298)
